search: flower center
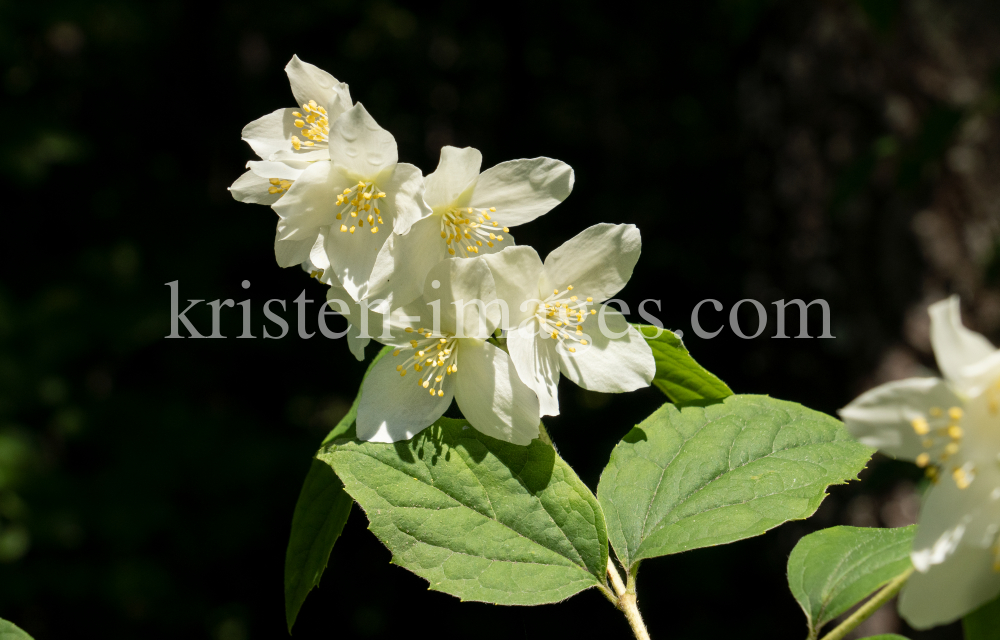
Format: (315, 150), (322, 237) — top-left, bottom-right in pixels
(335, 181), (386, 236)
(440, 207), (508, 257)
(534, 285), (597, 354)
(910, 405), (975, 488)
(268, 178), (293, 196)
(291, 100), (329, 151)
(392, 327), (459, 397)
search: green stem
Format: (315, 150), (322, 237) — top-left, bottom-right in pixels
(818, 567), (914, 640)
(607, 559), (650, 640)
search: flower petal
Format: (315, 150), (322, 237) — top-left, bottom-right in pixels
(508, 323), (561, 416)
(346, 323), (370, 361)
(274, 234), (315, 268)
(539, 223), (641, 303)
(556, 309), (654, 393)
(465, 157), (574, 226)
(482, 246), (544, 328)
(366, 213), (445, 309)
(838, 377), (963, 462)
(424, 146), (482, 209)
(247, 160), (309, 180)
(273, 162), (350, 242)
(433, 257), (499, 337)
(322, 216), (391, 302)
(378, 162), (431, 235)
(912, 454), (1000, 560)
(284, 55), (352, 115)
(328, 103), (398, 179)
(230, 169), (281, 205)
(241, 108), (330, 162)
(324, 284), (372, 361)
(454, 340), (540, 445)
(930, 295), (997, 392)
(899, 543), (1000, 629)
(357, 352), (453, 442)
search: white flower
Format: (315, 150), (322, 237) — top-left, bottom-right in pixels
(230, 56), (351, 205)
(356, 257), (540, 445)
(366, 145), (575, 306)
(272, 103), (430, 305)
(482, 223), (655, 416)
(840, 296), (1000, 628)
(230, 160), (310, 207)
(241, 55), (353, 164)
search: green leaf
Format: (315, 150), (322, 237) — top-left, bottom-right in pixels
(0, 618), (34, 640)
(284, 459), (354, 632)
(635, 325), (732, 403)
(284, 344), (391, 632)
(787, 525), (915, 639)
(964, 592), (1000, 640)
(320, 417), (609, 605)
(597, 395), (873, 570)
(858, 636), (910, 640)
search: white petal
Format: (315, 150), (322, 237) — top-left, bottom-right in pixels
(324, 284), (371, 361)
(247, 160), (309, 180)
(912, 457), (1000, 559)
(346, 324), (370, 361)
(328, 103), (398, 179)
(328, 286), (411, 348)
(433, 257), (498, 337)
(230, 169), (281, 205)
(378, 163), (432, 235)
(424, 146), (482, 209)
(241, 108), (328, 162)
(307, 231), (331, 273)
(899, 543), (1000, 629)
(271, 147), (333, 163)
(838, 377), (963, 462)
(958, 351), (1000, 398)
(391, 257), (501, 337)
(508, 323), (561, 416)
(365, 214), (445, 309)
(322, 218), (391, 302)
(357, 352), (453, 442)
(274, 233), (315, 268)
(465, 157), (574, 226)
(557, 310), (654, 393)
(930, 295), (997, 392)
(284, 55), (352, 116)
(454, 340), (540, 445)
(481, 246), (544, 328)
(539, 223), (641, 303)
(273, 162), (350, 242)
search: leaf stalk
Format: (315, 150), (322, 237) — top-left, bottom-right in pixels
(818, 567), (914, 640)
(607, 559), (650, 640)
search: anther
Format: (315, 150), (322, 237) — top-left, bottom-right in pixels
(911, 417), (930, 436)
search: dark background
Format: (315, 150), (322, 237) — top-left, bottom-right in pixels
(2, 0), (998, 637)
